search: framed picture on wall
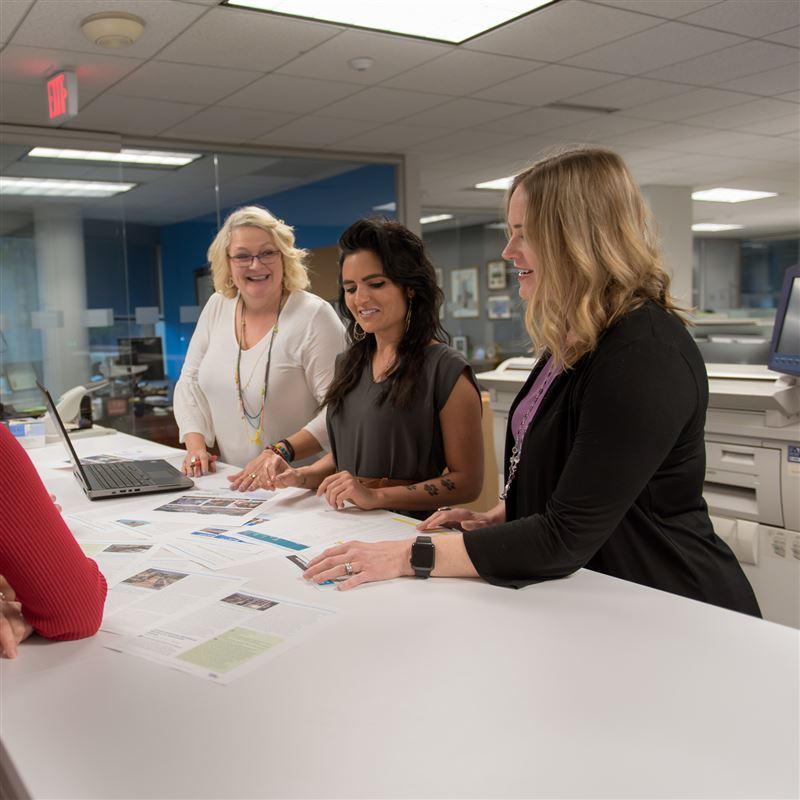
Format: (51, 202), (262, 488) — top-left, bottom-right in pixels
(488, 294), (512, 320)
(451, 267), (479, 318)
(452, 335), (468, 359)
(487, 260), (508, 290)
(194, 265), (214, 307)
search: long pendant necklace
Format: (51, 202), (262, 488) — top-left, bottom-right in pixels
(500, 356), (560, 500)
(234, 292), (285, 446)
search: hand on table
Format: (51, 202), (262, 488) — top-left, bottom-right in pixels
(303, 539), (413, 591)
(417, 507), (495, 532)
(229, 449), (288, 492)
(317, 471), (378, 510)
(0, 577), (33, 658)
(181, 448), (217, 477)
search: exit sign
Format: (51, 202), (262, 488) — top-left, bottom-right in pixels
(46, 70), (78, 123)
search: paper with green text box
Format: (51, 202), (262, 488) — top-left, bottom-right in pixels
(111, 590), (335, 683)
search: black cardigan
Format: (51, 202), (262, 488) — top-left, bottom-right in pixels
(464, 301), (760, 617)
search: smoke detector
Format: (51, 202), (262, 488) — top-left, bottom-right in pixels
(348, 56), (375, 72)
(80, 12), (145, 48)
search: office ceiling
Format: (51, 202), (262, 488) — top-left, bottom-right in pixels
(0, 0), (798, 236)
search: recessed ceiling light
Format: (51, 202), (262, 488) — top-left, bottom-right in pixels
(0, 177), (136, 197)
(27, 147), (201, 167)
(692, 188), (777, 203)
(692, 223), (744, 232)
(475, 176), (514, 191)
(225, 0), (554, 43)
(420, 214), (453, 224)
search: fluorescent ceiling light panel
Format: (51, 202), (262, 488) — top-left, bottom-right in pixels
(692, 188), (777, 203)
(692, 223), (744, 232)
(0, 177), (136, 197)
(226, 1), (553, 43)
(475, 175), (514, 191)
(373, 201), (397, 211)
(420, 214), (453, 224)
(27, 147), (201, 167)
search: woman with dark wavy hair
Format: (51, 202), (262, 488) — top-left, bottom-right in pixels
(271, 218), (483, 516)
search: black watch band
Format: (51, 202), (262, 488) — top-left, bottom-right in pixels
(411, 535), (435, 579)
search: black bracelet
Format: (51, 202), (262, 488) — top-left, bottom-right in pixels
(278, 438), (296, 461)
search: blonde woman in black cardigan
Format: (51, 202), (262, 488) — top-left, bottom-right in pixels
(303, 147), (760, 618)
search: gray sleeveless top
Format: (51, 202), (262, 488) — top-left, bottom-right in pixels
(327, 344), (479, 483)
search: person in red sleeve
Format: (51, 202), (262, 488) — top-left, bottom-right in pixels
(0, 423), (107, 658)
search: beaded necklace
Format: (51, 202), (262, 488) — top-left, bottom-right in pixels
(500, 355), (560, 500)
(234, 292), (285, 446)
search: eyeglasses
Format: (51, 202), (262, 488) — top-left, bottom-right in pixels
(228, 250), (281, 267)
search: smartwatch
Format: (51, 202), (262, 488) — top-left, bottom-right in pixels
(411, 535), (435, 578)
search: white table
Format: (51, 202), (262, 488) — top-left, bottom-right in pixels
(1, 434), (798, 799)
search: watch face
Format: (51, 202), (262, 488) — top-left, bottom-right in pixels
(412, 540), (435, 570)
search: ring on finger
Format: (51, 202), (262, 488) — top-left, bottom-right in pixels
(438, 506), (452, 511)
(344, 562), (354, 576)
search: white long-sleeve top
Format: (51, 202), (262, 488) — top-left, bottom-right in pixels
(173, 290), (346, 468)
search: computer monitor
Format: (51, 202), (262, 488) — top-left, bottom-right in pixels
(768, 264), (800, 377)
(117, 337), (165, 381)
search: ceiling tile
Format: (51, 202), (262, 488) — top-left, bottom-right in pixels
(565, 76), (693, 109)
(717, 63), (800, 96)
(409, 130), (521, 156)
(776, 90), (800, 103)
(0, 80), (47, 126)
(399, 97), (527, 129)
(663, 129), (785, 156)
(542, 113), (662, 139)
(587, 1), (721, 19)
(623, 88), (756, 122)
(254, 116), (382, 148)
(646, 40), (799, 85)
(63, 94), (205, 135)
(157, 6), (342, 71)
(609, 121), (719, 147)
(110, 61), (262, 104)
(382, 50), (542, 96)
(316, 87), (445, 123)
(476, 106), (604, 135)
(161, 106), (297, 142)
(684, 96), (799, 128)
(463, 0), (661, 62)
(736, 114), (800, 136)
(276, 29), (451, 85)
(473, 64), (620, 105)
(565, 21), (744, 74)
(0, 44), (142, 102)
(680, 0), (799, 37)
(763, 25), (800, 47)
(0, 0), (33, 44)
(10, 0), (208, 59)
(334, 124), (451, 153)
(218, 73), (362, 114)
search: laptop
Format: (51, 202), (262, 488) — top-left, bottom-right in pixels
(38, 382), (194, 500)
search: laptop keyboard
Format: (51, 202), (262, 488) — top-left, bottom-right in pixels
(83, 461), (157, 490)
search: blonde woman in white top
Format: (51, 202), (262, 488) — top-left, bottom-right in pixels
(173, 206), (346, 484)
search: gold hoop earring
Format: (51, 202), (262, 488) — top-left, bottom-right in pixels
(353, 322), (366, 342)
(404, 302), (412, 333)
(225, 275), (235, 290)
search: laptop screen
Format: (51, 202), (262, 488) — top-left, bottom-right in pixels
(36, 382), (91, 487)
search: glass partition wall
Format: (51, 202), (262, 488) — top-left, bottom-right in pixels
(0, 135), (398, 445)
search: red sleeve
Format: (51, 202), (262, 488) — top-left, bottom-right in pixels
(0, 425), (107, 640)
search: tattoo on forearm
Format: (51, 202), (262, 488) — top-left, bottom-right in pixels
(442, 478), (456, 492)
(405, 484), (417, 491)
(423, 483), (439, 496)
